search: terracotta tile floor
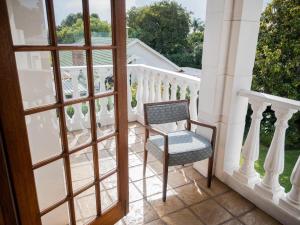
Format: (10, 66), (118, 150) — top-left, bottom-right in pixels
(69, 122), (282, 225)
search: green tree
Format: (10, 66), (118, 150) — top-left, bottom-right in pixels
(127, 1), (191, 57)
(252, 0), (300, 149)
(57, 13), (111, 44)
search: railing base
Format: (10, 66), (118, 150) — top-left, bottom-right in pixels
(279, 196), (300, 219)
(221, 171), (299, 225)
(232, 170), (260, 187)
(254, 182), (285, 202)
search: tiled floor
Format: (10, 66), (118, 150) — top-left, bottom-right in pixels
(69, 122), (282, 225)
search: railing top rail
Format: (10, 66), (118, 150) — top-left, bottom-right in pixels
(60, 64), (201, 83)
(239, 89), (300, 111)
(129, 64), (201, 82)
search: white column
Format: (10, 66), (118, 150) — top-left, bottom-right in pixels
(254, 105), (297, 201)
(194, 0), (263, 177)
(155, 73), (162, 102)
(279, 156), (300, 217)
(233, 99), (269, 186)
(149, 72), (156, 103)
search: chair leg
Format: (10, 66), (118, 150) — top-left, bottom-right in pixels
(143, 148), (148, 176)
(162, 160), (168, 202)
(207, 156), (214, 188)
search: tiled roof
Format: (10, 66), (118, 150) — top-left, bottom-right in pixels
(60, 37), (137, 67)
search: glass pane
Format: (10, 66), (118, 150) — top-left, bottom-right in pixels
(70, 147), (94, 192)
(54, 0), (84, 45)
(60, 51), (88, 101)
(41, 203), (70, 225)
(34, 159), (66, 210)
(15, 52), (56, 110)
(95, 96), (115, 138)
(65, 102), (91, 150)
(93, 50), (114, 95)
(26, 109), (62, 165)
(98, 136), (117, 176)
(100, 173), (118, 212)
(7, 0), (49, 45)
(89, 0), (112, 45)
(74, 187), (96, 225)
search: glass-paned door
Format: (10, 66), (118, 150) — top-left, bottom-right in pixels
(1, 0), (128, 224)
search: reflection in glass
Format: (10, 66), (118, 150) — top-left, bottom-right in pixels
(7, 0), (49, 45)
(53, 0), (84, 45)
(26, 109), (62, 164)
(93, 50), (114, 95)
(74, 187), (96, 224)
(70, 147), (94, 192)
(65, 102), (91, 150)
(100, 173), (118, 212)
(98, 136), (117, 176)
(89, 0), (112, 45)
(95, 96), (115, 138)
(34, 159), (66, 211)
(59, 51), (88, 101)
(41, 203), (70, 225)
(15, 52), (56, 110)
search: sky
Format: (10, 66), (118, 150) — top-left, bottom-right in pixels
(53, 0), (271, 25)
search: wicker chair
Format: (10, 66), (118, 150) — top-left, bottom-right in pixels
(143, 100), (216, 201)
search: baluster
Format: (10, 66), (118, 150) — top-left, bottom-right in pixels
(71, 70), (82, 130)
(177, 82), (188, 130)
(279, 156), (300, 216)
(149, 72), (155, 103)
(99, 74), (108, 124)
(233, 99), (270, 185)
(170, 79), (178, 101)
(180, 83), (187, 100)
(163, 75), (170, 101)
(155, 73), (162, 102)
(143, 69), (149, 104)
(254, 105), (297, 201)
(189, 83), (198, 130)
(127, 67), (134, 120)
(136, 67), (144, 118)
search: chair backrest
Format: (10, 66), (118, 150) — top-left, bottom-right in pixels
(144, 100), (190, 125)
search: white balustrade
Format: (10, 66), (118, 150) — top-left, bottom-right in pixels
(60, 64), (200, 129)
(233, 99), (270, 186)
(279, 156), (300, 217)
(231, 89), (300, 222)
(255, 105), (297, 201)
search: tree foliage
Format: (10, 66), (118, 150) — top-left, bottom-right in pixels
(252, 0), (300, 149)
(127, 1), (204, 68)
(57, 13), (111, 44)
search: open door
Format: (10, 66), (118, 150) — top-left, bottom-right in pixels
(0, 0), (128, 224)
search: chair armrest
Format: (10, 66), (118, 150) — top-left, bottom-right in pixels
(188, 119), (217, 150)
(144, 125), (169, 154)
(144, 125), (168, 137)
(189, 119), (216, 132)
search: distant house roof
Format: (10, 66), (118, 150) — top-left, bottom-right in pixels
(181, 67), (202, 77)
(59, 37), (181, 72)
(60, 37), (137, 67)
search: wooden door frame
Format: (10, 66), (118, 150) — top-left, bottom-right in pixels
(0, 0), (128, 224)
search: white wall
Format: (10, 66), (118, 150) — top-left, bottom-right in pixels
(127, 42), (180, 72)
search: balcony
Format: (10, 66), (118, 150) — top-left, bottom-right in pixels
(67, 121), (283, 225)
(56, 64), (299, 224)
